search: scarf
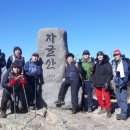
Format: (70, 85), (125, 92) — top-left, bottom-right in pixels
(116, 60), (125, 78)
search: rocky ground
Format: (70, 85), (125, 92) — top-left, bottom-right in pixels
(1, 78), (130, 130)
(1, 88), (130, 130)
(1, 105), (130, 130)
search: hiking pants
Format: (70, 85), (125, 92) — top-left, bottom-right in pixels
(95, 87), (112, 110)
(58, 78), (79, 111)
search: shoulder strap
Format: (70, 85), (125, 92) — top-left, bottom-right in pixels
(11, 55), (15, 63)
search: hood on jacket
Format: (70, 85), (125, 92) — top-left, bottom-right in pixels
(81, 57), (93, 63)
(13, 46), (22, 55)
(95, 54), (110, 64)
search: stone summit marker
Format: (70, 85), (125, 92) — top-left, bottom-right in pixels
(38, 28), (70, 107)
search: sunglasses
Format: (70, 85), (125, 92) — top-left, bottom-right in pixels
(113, 54), (120, 56)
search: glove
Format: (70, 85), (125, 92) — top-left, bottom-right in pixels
(19, 78), (26, 86)
(114, 77), (125, 89)
(8, 79), (17, 87)
(104, 83), (109, 91)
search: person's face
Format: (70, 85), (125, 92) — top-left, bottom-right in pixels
(114, 54), (121, 61)
(83, 54), (89, 59)
(98, 55), (104, 61)
(13, 67), (20, 74)
(67, 56), (74, 63)
(15, 49), (21, 57)
(32, 56), (38, 62)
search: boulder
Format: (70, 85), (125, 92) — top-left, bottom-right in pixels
(38, 28), (71, 107)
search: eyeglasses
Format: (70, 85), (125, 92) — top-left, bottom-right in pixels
(113, 54), (120, 57)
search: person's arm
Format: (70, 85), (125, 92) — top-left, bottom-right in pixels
(22, 57), (25, 67)
(2, 72), (10, 88)
(0, 53), (6, 68)
(6, 56), (12, 70)
(106, 63), (113, 85)
(103, 63), (113, 90)
(24, 62), (31, 76)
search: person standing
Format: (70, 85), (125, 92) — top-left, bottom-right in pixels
(93, 51), (113, 118)
(24, 53), (44, 109)
(6, 46), (25, 70)
(80, 50), (94, 112)
(55, 53), (81, 114)
(112, 49), (129, 120)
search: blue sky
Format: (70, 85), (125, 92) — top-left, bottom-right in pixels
(0, 0), (130, 61)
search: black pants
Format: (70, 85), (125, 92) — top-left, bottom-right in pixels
(81, 81), (93, 110)
(1, 88), (27, 111)
(26, 77), (41, 107)
(58, 78), (79, 111)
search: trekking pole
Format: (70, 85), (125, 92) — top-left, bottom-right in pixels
(34, 77), (37, 117)
(13, 85), (16, 119)
(22, 85), (29, 113)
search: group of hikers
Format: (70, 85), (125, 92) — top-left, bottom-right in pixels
(0, 47), (130, 121)
(0, 47), (44, 118)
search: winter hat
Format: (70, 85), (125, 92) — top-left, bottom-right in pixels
(97, 51), (104, 57)
(32, 52), (39, 57)
(66, 53), (75, 59)
(12, 60), (22, 69)
(113, 49), (121, 56)
(13, 46), (22, 55)
(82, 50), (90, 55)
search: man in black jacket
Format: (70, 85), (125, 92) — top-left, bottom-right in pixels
(0, 49), (6, 82)
(55, 53), (81, 114)
(0, 60), (27, 118)
(93, 51), (113, 118)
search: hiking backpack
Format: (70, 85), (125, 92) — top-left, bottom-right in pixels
(123, 58), (130, 81)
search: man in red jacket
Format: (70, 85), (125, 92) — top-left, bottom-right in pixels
(0, 60), (27, 118)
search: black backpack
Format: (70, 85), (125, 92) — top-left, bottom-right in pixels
(123, 58), (130, 81)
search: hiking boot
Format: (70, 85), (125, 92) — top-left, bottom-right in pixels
(72, 109), (77, 114)
(106, 109), (111, 118)
(88, 108), (93, 113)
(116, 114), (127, 120)
(29, 106), (35, 110)
(55, 100), (65, 105)
(98, 108), (106, 115)
(0, 110), (6, 118)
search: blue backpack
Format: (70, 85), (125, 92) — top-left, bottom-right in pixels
(28, 62), (42, 75)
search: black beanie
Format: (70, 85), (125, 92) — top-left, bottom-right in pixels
(66, 53), (75, 59)
(12, 60), (22, 69)
(13, 46), (22, 55)
(82, 50), (90, 55)
(32, 52), (39, 57)
(97, 51), (104, 57)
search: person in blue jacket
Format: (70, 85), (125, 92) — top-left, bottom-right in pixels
(112, 49), (129, 120)
(55, 53), (81, 114)
(24, 52), (44, 110)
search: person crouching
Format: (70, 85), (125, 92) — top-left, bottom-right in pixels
(0, 60), (27, 118)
